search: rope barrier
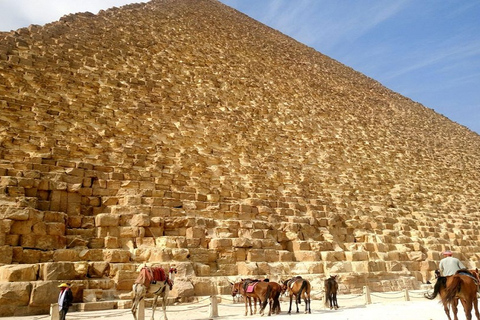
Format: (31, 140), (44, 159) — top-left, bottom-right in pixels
(51, 286), (439, 320)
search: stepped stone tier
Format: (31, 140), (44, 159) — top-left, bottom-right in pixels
(0, 0), (479, 316)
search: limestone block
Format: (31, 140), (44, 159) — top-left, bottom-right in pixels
(0, 245), (13, 264)
(170, 279), (194, 299)
(103, 249), (131, 263)
(278, 250), (294, 261)
(20, 234), (66, 250)
(172, 248), (190, 261)
(294, 250), (320, 262)
(326, 261), (352, 273)
(420, 260), (437, 271)
(232, 237), (252, 248)
(119, 226), (139, 238)
(368, 261), (387, 272)
(288, 240), (311, 251)
(130, 214), (150, 227)
(78, 249), (104, 261)
(0, 264), (38, 282)
(83, 289), (102, 302)
(320, 251), (345, 262)
(237, 262), (261, 275)
(186, 226), (204, 239)
(348, 261), (367, 273)
(209, 238), (232, 250)
(407, 251), (426, 262)
(156, 237), (178, 248)
(113, 270), (137, 291)
(39, 262), (77, 280)
(148, 248), (173, 262)
(29, 281), (64, 307)
(95, 214), (119, 227)
(0, 282), (32, 315)
(87, 262), (111, 278)
(192, 277), (216, 296)
(194, 263), (211, 276)
(105, 236), (119, 248)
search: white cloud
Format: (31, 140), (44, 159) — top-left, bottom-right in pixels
(0, 0), (148, 31)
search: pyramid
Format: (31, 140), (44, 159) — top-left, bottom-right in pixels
(0, 0), (479, 316)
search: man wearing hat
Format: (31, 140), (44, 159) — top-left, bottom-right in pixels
(439, 250), (465, 276)
(58, 283), (73, 320)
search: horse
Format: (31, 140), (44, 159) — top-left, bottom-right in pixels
(131, 265), (177, 320)
(281, 276), (312, 314)
(324, 275), (339, 310)
(264, 281), (282, 316)
(230, 279), (275, 316)
(425, 269), (480, 320)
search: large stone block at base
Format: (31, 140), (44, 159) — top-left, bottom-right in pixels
(0, 282), (32, 316)
(0, 264), (38, 281)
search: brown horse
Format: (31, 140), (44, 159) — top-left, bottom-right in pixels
(425, 269), (479, 320)
(131, 265), (177, 320)
(230, 279), (274, 316)
(281, 276), (312, 314)
(264, 281), (282, 316)
(324, 275), (339, 310)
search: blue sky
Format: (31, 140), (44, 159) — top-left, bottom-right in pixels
(1, 1), (478, 135)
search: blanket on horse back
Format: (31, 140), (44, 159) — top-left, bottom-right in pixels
(456, 269), (480, 285)
(244, 279), (269, 293)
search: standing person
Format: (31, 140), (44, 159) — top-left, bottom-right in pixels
(439, 250), (465, 276)
(58, 283), (73, 320)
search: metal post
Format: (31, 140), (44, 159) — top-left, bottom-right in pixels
(137, 299), (145, 320)
(363, 286), (371, 305)
(50, 304), (59, 320)
(404, 288), (410, 301)
(209, 295), (218, 319)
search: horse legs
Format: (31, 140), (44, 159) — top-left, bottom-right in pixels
(333, 292), (339, 309)
(243, 296), (248, 316)
(295, 294), (300, 313)
(303, 293), (311, 314)
(473, 295), (480, 320)
(460, 298), (472, 320)
(287, 295), (293, 314)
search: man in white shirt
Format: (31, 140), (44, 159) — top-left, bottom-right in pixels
(58, 283), (73, 320)
(439, 250), (465, 276)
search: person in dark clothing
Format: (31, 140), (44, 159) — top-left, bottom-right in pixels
(58, 283), (73, 320)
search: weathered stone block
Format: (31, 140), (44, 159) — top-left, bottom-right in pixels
(95, 214), (119, 227)
(0, 282), (32, 316)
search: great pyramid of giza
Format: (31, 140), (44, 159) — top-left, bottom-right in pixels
(1, 0), (479, 316)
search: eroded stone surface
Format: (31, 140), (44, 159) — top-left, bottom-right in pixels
(0, 0), (479, 316)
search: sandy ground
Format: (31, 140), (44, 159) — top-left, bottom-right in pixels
(2, 292), (469, 320)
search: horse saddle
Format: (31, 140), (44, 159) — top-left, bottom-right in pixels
(246, 282), (258, 293)
(456, 269), (479, 285)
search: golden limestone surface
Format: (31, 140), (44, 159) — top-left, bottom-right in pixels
(1, 0), (480, 316)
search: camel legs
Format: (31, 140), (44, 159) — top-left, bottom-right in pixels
(131, 284), (146, 320)
(151, 295), (158, 320)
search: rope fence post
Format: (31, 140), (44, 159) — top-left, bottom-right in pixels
(136, 298), (145, 320)
(404, 289), (410, 301)
(209, 295), (218, 319)
(50, 303), (59, 320)
(363, 286), (372, 305)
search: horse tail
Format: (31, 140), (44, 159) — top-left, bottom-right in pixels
(260, 283), (272, 313)
(444, 276), (462, 304)
(297, 280), (307, 304)
(424, 276), (447, 299)
(324, 281), (330, 307)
